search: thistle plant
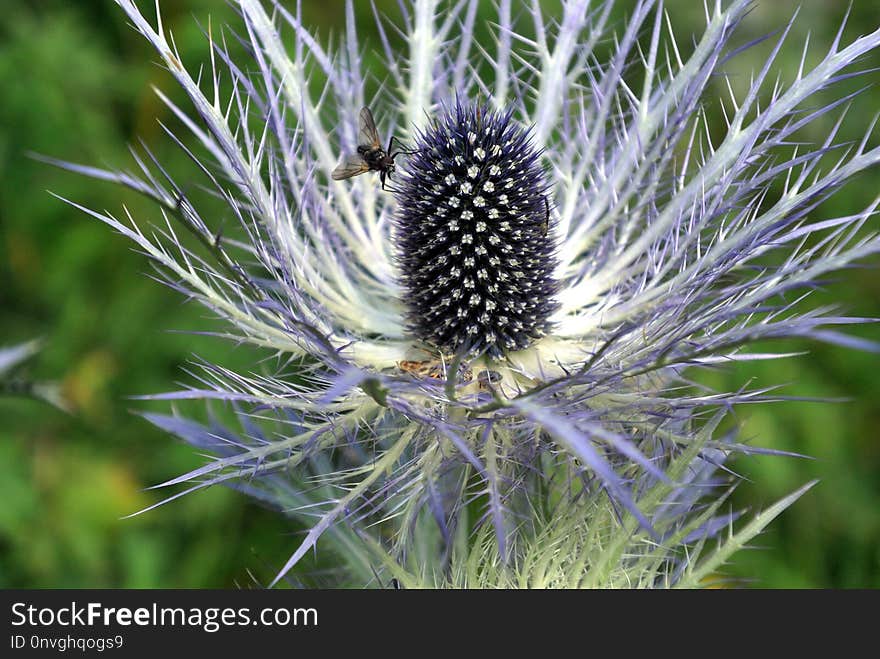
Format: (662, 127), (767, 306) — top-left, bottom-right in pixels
(49, 0), (880, 587)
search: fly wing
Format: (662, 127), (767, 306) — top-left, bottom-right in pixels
(332, 153), (370, 180)
(358, 107), (382, 149)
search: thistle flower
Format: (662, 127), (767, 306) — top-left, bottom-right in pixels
(51, 0), (880, 587)
(395, 101), (559, 357)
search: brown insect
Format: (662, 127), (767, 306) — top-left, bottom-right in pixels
(397, 360), (446, 379)
(397, 360), (473, 382)
(476, 369), (502, 387)
(332, 107), (411, 190)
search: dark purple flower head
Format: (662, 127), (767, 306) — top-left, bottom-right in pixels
(393, 102), (559, 359)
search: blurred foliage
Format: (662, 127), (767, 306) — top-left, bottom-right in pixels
(0, 0), (877, 587)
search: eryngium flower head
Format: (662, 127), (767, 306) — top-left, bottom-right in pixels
(52, 0), (880, 587)
(395, 101), (559, 358)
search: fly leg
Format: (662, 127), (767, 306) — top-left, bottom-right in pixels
(389, 136), (417, 157)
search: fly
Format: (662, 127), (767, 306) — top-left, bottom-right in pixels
(332, 107), (411, 190)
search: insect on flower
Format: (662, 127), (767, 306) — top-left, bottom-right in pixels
(332, 107), (411, 190)
(397, 358), (473, 382)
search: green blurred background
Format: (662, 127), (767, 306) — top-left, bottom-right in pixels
(0, 0), (877, 588)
